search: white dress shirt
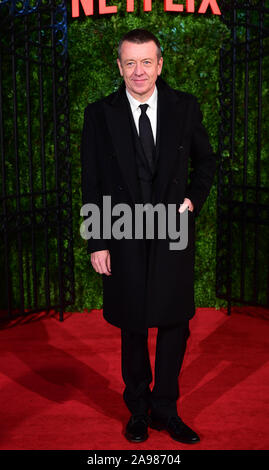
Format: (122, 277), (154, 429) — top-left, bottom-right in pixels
(125, 85), (158, 144)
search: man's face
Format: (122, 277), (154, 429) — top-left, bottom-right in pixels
(117, 40), (163, 102)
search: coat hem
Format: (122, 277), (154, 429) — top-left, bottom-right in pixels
(102, 309), (196, 333)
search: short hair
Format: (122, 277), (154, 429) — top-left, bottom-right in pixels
(118, 28), (162, 62)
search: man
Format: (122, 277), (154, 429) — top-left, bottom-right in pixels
(80, 29), (216, 444)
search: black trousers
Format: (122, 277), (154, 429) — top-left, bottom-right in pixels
(121, 322), (190, 419)
(121, 239), (190, 419)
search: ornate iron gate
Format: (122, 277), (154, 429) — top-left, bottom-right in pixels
(217, 1), (269, 314)
(0, 0), (74, 321)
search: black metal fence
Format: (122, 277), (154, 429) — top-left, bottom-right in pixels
(0, 0), (74, 321)
(217, 0), (269, 314)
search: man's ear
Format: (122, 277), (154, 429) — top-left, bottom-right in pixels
(157, 56), (163, 76)
(117, 58), (123, 77)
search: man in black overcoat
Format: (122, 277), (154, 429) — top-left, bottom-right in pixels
(80, 29), (216, 444)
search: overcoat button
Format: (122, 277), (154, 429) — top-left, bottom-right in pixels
(118, 185), (123, 190)
(178, 145), (184, 150)
(173, 178), (179, 184)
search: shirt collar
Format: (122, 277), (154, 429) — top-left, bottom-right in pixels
(125, 84), (158, 112)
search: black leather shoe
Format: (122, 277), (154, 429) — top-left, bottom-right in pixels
(149, 413), (200, 444)
(125, 413), (149, 443)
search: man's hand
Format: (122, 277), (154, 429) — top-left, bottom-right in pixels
(178, 198), (194, 213)
(91, 249), (111, 276)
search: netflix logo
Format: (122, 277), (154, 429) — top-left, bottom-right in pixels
(71, 0), (221, 18)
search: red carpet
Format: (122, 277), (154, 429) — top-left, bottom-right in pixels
(0, 308), (268, 450)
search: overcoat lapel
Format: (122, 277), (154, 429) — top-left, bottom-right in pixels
(103, 82), (141, 204)
(153, 76), (188, 204)
(103, 76), (188, 204)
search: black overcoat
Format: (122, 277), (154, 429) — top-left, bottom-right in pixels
(80, 76), (216, 333)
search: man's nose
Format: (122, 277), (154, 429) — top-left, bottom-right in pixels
(134, 63), (144, 75)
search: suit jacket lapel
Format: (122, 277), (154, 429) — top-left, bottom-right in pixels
(103, 83), (141, 204)
(103, 76), (188, 205)
(153, 76), (188, 203)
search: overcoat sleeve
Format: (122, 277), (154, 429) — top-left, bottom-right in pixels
(184, 97), (217, 217)
(80, 104), (108, 254)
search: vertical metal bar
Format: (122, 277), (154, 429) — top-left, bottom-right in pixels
(37, 8), (51, 311)
(227, 3), (237, 315)
(253, 2), (264, 304)
(240, 6), (250, 303)
(0, 38), (13, 318)
(51, 1), (64, 322)
(266, 223), (269, 304)
(24, 12), (39, 310)
(11, 15), (25, 315)
(216, 46), (222, 301)
(59, 0), (75, 310)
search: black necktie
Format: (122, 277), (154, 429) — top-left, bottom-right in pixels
(138, 104), (155, 172)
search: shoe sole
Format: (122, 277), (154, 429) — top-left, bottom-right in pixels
(149, 420), (200, 444)
(124, 432), (149, 443)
